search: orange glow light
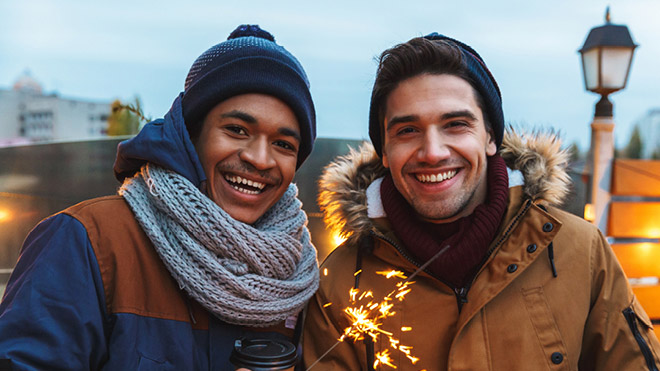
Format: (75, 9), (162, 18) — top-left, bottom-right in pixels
(0, 209), (11, 222)
(584, 203), (594, 222)
(332, 232), (347, 247)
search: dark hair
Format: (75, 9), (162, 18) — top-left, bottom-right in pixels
(188, 120), (203, 146)
(369, 37), (492, 151)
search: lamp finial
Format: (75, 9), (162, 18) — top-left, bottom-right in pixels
(605, 6), (611, 23)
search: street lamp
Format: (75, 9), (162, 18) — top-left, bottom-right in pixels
(579, 6), (637, 117)
(578, 7), (637, 231)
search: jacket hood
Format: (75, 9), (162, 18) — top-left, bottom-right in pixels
(318, 128), (571, 243)
(113, 93), (206, 187)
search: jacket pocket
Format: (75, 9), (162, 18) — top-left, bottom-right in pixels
(521, 287), (570, 370)
(622, 297), (660, 371)
(137, 351), (176, 371)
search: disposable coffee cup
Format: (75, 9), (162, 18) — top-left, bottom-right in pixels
(230, 338), (297, 371)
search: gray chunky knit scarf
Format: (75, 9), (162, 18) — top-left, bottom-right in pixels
(119, 164), (319, 327)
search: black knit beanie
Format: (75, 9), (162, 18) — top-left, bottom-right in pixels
(182, 24), (316, 168)
(368, 33), (504, 157)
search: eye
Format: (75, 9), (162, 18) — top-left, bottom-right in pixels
(225, 125), (248, 136)
(446, 120), (470, 130)
(274, 140), (298, 152)
(396, 126), (418, 136)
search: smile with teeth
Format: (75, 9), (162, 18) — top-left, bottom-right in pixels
(415, 169), (457, 183)
(224, 174), (267, 195)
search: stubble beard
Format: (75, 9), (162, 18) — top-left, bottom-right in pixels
(406, 169), (486, 223)
(408, 186), (478, 222)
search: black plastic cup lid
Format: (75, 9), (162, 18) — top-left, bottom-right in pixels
(230, 338), (297, 370)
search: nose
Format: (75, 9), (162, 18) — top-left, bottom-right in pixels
(416, 127), (450, 164)
(239, 137), (277, 170)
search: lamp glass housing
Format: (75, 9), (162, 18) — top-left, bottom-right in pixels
(601, 47), (634, 89)
(581, 45), (634, 94)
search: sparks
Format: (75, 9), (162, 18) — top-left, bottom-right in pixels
(374, 349), (397, 369)
(349, 288), (360, 302)
(338, 269), (419, 369)
(311, 247), (456, 371)
(323, 302), (333, 308)
(376, 270), (407, 279)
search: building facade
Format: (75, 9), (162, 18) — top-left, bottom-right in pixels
(0, 72), (111, 146)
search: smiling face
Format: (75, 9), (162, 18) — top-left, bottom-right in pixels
(382, 73), (497, 223)
(195, 93), (300, 224)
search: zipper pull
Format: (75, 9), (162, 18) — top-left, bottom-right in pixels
(454, 287), (469, 312)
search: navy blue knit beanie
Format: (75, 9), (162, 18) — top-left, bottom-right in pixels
(368, 33), (504, 157)
(182, 24), (316, 168)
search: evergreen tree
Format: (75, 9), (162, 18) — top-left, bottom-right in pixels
(567, 141), (582, 162)
(623, 124), (643, 159)
(652, 146), (660, 160)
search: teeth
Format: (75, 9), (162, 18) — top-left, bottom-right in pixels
(416, 170), (457, 183)
(224, 175), (266, 190)
(230, 185), (260, 195)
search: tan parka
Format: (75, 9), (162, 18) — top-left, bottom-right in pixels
(303, 130), (660, 371)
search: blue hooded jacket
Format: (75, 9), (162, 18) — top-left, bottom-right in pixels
(113, 94), (206, 187)
(0, 96), (297, 370)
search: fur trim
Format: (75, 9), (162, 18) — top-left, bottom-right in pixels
(318, 129), (572, 240)
(317, 142), (387, 245)
(499, 129), (571, 205)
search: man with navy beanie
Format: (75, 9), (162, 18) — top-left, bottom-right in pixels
(181, 24), (316, 168)
(0, 25), (319, 370)
(303, 33), (660, 370)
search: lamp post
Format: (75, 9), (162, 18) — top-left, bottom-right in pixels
(579, 7), (637, 232)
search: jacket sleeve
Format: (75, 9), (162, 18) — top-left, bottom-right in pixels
(579, 228), (660, 370)
(0, 214), (109, 370)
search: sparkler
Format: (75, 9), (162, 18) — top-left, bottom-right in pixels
(338, 269), (418, 369)
(306, 245), (450, 371)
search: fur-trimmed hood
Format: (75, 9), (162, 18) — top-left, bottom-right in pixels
(318, 129), (571, 243)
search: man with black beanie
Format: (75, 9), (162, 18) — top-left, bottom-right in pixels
(302, 33), (660, 370)
(0, 24), (319, 370)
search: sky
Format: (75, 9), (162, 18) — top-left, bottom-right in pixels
(1, 0), (659, 151)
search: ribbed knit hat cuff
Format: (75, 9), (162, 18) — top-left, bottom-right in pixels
(182, 57), (316, 168)
(459, 51), (504, 148)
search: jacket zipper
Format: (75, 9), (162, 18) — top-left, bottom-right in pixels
(454, 287), (469, 312)
(369, 230), (466, 308)
(368, 199), (533, 313)
(623, 307), (659, 371)
(368, 229), (422, 269)
(452, 199), (534, 312)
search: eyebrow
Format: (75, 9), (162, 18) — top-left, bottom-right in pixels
(386, 109), (478, 131)
(386, 115), (418, 131)
(279, 127), (301, 143)
(441, 110), (478, 122)
(221, 109), (301, 143)
(221, 110), (257, 124)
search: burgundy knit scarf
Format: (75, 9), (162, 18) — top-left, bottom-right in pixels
(380, 154), (509, 288)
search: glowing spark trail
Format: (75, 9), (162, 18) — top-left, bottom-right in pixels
(306, 245), (452, 370)
(336, 269), (420, 369)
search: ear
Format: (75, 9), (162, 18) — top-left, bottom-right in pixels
(486, 130), (497, 156)
(382, 149), (390, 169)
